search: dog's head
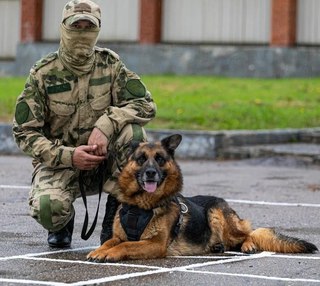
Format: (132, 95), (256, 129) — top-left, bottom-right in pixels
(118, 134), (183, 208)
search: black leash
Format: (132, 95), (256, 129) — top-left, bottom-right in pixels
(79, 160), (107, 240)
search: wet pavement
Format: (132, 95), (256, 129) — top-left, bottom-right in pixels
(0, 155), (319, 285)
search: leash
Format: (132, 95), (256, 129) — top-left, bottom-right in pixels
(79, 160), (107, 240)
(79, 150), (123, 240)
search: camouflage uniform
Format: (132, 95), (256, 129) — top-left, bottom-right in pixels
(12, 43), (156, 232)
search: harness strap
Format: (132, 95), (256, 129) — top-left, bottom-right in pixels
(172, 195), (188, 238)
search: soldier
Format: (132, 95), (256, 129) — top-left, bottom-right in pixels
(12, 0), (156, 248)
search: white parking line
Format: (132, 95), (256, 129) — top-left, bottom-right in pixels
(2, 249), (319, 285)
(0, 278), (67, 286)
(227, 199), (320, 208)
(0, 246), (97, 261)
(1, 184), (319, 285)
(0, 184), (30, 190)
(182, 270), (320, 284)
(21, 256), (164, 270)
(2, 184), (320, 208)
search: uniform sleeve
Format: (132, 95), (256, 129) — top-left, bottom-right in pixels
(94, 61), (157, 141)
(12, 73), (75, 168)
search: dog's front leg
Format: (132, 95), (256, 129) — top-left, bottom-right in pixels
(87, 237), (122, 262)
(101, 239), (167, 262)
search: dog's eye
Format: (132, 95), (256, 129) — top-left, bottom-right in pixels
(136, 154), (147, 166)
(155, 154), (166, 166)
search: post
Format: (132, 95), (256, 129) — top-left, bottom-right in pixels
(20, 0), (43, 43)
(139, 0), (162, 44)
(271, 0), (297, 46)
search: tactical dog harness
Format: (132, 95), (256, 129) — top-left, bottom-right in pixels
(120, 204), (153, 241)
(119, 196), (188, 241)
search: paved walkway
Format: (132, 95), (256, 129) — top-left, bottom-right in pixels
(0, 155), (319, 285)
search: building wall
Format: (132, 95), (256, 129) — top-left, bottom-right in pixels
(43, 0), (139, 41)
(4, 0), (320, 59)
(297, 0), (320, 45)
(0, 0), (20, 59)
(2, 0), (320, 77)
(42, 0), (271, 44)
(162, 0), (270, 44)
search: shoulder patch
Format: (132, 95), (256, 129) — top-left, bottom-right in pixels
(30, 52), (58, 74)
(126, 79), (146, 98)
(15, 102), (33, 125)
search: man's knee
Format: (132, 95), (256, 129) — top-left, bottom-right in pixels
(111, 124), (146, 162)
(117, 124), (147, 146)
(29, 190), (74, 232)
(102, 124), (147, 195)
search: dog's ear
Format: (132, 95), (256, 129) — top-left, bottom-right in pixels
(161, 134), (182, 155)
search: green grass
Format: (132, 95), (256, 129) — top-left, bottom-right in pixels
(1, 75), (320, 130)
(0, 77), (25, 122)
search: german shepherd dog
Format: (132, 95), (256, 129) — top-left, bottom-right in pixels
(87, 134), (318, 262)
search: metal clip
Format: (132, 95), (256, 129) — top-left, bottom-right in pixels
(179, 202), (188, 214)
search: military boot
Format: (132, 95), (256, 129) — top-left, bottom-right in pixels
(100, 195), (120, 244)
(48, 214), (74, 248)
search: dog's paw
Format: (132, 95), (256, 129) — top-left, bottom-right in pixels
(241, 242), (257, 254)
(211, 243), (225, 253)
(87, 249), (122, 263)
(87, 250), (107, 263)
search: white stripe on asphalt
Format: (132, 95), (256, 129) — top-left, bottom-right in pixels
(0, 184), (30, 189)
(227, 199), (320, 208)
(1, 184), (320, 207)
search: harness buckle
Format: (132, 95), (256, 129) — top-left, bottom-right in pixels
(179, 202), (188, 214)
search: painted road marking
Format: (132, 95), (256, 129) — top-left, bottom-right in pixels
(2, 184), (320, 208)
(1, 184), (319, 285)
(227, 199), (320, 208)
(1, 251), (319, 285)
(0, 184), (30, 189)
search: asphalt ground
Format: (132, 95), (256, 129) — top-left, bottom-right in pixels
(0, 155), (319, 285)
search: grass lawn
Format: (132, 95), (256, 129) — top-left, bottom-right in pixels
(1, 75), (320, 130)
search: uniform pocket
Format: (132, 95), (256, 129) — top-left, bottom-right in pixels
(49, 101), (75, 116)
(89, 94), (111, 111)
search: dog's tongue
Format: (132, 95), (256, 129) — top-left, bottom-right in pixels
(144, 182), (157, 193)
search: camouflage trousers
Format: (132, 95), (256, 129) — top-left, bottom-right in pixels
(29, 124), (147, 232)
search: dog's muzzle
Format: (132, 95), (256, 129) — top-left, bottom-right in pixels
(142, 167), (160, 193)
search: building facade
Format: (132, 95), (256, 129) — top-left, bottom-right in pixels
(1, 0), (320, 77)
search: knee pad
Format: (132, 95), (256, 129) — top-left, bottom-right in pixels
(30, 192), (74, 232)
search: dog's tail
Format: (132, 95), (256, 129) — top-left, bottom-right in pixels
(247, 228), (318, 253)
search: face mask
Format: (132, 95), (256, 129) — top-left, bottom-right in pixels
(59, 23), (100, 76)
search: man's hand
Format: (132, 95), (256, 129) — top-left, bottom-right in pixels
(88, 127), (109, 156)
(72, 145), (105, 170)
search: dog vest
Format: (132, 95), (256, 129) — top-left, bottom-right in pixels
(119, 197), (187, 241)
(120, 204), (154, 241)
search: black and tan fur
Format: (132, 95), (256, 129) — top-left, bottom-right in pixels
(87, 134), (318, 262)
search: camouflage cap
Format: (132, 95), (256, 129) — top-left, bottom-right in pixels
(62, 0), (101, 27)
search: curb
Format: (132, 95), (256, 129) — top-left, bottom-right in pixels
(147, 128), (320, 160)
(0, 124), (20, 155)
(3, 123), (320, 161)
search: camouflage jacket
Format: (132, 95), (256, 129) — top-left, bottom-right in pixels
(12, 47), (156, 168)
